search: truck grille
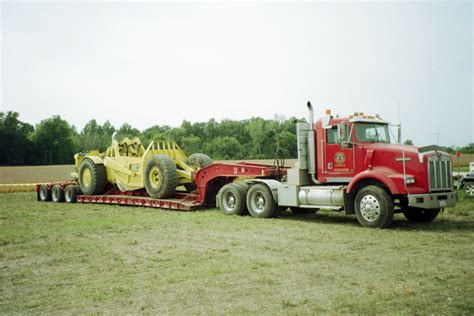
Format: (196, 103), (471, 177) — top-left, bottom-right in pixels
(428, 156), (452, 191)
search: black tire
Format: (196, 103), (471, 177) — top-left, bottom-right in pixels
(402, 207), (440, 223)
(65, 185), (80, 203)
(144, 154), (177, 199)
(79, 158), (107, 195)
(246, 183), (277, 218)
(39, 185), (52, 201)
(464, 182), (474, 198)
(290, 207), (318, 215)
(184, 153), (213, 192)
(354, 185), (394, 228)
(218, 183), (247, 215)
(51, 185), (65, 202)
(233, 182), (250, 215)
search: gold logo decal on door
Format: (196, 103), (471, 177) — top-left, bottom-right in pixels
(334, 152), (346, 165)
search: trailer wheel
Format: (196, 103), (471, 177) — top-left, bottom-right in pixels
(79, 158), (107, 195)
(218, 183), (247, 215)
(354, 185), (394, 228)
(246, 183), (277, 218)
(65, 185), (80, 203)
(290, 207), (318, 215)
(402, 207), (440, 223)
(184, 153), (213, 192)
(39, 185), (52, 201)
(51, 185), (65, 202)
(145, 154), (177, 199)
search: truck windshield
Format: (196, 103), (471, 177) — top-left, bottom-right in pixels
(355, 123), (390, 143)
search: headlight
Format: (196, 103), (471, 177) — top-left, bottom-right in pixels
(405, 176), (415, 184)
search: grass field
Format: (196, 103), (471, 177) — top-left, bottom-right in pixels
(1, 193), (473, 314)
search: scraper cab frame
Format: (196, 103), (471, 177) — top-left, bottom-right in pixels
(73, 134), (212, 199)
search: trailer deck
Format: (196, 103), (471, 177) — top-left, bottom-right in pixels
(36, 161), (288, 210)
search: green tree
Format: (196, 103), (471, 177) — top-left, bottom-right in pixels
(80, 120), (116, 152)
(180, 135), (203, 155)
(34, 115), (77, 164)
(204, 136), (243, 160)
(403, 139), (414, 145)
(277, 131), (297, 158)
(0, 111), (35, 165)
(116, 123), (140, 140)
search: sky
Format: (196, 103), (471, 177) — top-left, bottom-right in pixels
(1, 1), (472, 147)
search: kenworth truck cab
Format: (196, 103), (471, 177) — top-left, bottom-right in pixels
(217, 101), (457, 228)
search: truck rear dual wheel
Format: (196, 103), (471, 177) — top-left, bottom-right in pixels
(184, 153), (213, 192)
(354, 185), (394, 228)
(218, 183), (248, 216)
(246, 184), (277, 218)
(79, 158), (107, 195)
(145, 154), (177, 199)
(402, 207), (440, 223)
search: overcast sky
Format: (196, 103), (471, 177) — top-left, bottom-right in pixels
(1, 1), (472, 147)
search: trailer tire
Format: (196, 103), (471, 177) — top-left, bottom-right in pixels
(218, 183), (247, 215)
(290, 207), (318, 215)
(184, 153), (213, 192)
(65, 185), (80, 203)
(246, 183), (277, 218)
(402, 207), (440, 223)
(354, 185), (394, 228)
(51, 185), (65, 202)
(145, 154), (177, 199)
(79, 158), (107, 195)
(39, 185), (52, 201)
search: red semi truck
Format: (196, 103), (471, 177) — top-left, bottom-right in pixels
(37, 101), (456, 228)
(215, 102), (456, 227)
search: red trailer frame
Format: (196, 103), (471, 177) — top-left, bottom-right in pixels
(36, 162), (287, 210)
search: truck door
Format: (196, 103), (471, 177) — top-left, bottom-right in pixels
(323, 124), (354, 180)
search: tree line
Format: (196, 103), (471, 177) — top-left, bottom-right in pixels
(1, 111), (473, 166)
(0, 111), (303, 165)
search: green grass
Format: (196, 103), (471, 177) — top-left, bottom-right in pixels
(1, 193), (473, 314)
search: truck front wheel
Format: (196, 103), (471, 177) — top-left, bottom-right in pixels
(354, 185), (394, 228)
(402, 207), (440, 223)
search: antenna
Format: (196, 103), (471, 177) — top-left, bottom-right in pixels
(427, 132), (440, 146)
(397, 100), (401, 144)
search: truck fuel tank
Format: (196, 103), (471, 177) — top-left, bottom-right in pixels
(298, 185), (345, 208)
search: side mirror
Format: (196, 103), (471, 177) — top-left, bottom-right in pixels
(337, 123), (347, 143)
(341, 141), (352, 149)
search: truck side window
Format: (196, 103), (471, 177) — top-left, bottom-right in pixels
(327, 126), (338, 144)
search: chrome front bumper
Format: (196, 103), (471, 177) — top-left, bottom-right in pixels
(407, 192), (457, 209)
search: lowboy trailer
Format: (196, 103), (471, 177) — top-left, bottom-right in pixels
(36, 161), (288, 211)
(37, 101), (457, 228)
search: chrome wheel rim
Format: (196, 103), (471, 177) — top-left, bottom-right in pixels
(466, 184), (474, 197)
(250, 192), (265, 214)
(360, 194), (381, 222)
(39, 188), (46, 200)
(222, 191), (237, 211)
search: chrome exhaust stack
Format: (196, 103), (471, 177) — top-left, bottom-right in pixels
(306, 101), (320, 184)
